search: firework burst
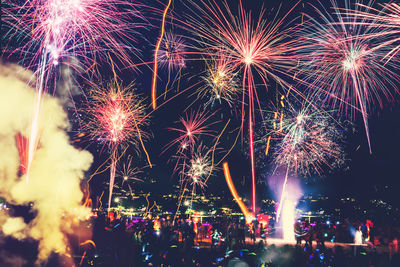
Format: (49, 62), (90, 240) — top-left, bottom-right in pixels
(164, 108), (218, 154)
(185, 148), (212, 189)
(266, 100), (342, 177)
(178, 144), (214, 209)
(296, 0), (400, 153)
(158, 32), (187, 71)
(84, 81), (148, 211)
(84, 82), (148, 148)
(3, 0), (145, 184)
(117, 155), (144, 186)
(187, 0), (299, 214)
(188, 0), (298, 80)
(197, 53), (240, 108)
(3, 0), (144, 70)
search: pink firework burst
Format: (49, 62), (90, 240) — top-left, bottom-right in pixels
(84, 81), (148, 212)
(187, 0), (300, 214)
(164, 108), (218, 153)
(3, 0), (145, 70)
(296, 0), (400, 154)
(158, 32), (187, 71)
(163, 108), (218, 178)
(84, 81), (149, 150)
(351, 2), (400, 61)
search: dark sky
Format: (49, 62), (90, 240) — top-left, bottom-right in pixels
(86, 0), (400, 209)
(3, 0), (400, 209)
(146, 0), (399, 206)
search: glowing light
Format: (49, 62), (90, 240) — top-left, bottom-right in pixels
(84, 81), (149, 211)
(198, 53), (240, 107)
(223, 162), (254, 224)
(244, 55), (253, 65)
(281, 199), (296, 242)
(296, 114), (304, 125)
(189, 0), (300, 215)
(342, 49), (363, 71)
(297, 0), (400, 154)
(151, 0), (172, 109)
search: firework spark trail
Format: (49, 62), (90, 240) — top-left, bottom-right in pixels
(163, 108), (218, 176)
(223, 162), (253, 224)
(108, 149), (117, 212)
(264, 97), (344, 220)
(26, 53), (48, 183)
(84, 82), (148, 211)
(173, 178), (189, 224)
(351, 2), (400, 62)
(152, 0), (172, 109)
(276, 165), (289, 223)
(204, 119), (230, 184)
(187, 0), (300, 215)
(246, 68), (257, 215)
(296, 0), (400, 154)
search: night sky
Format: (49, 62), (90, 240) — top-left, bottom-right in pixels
(3, 0), (400, 210)
(83, 0), (400, 209)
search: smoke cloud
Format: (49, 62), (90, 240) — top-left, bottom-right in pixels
(0, 64), (93, 263)
(267, 170), (302, 241)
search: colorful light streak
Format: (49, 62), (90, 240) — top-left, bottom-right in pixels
(296, 0), (400, 154)
(264, 97), (343, 221)
(4, 0), (145, 184)
(223, 162), (254, 224)
(188, 0), (300, 215)
(84, 82), (149, 211)
(152, 0), (173, 109)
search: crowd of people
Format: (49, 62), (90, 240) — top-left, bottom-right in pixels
(74, 211), (400, 266)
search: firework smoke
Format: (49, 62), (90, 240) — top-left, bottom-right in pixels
(0, 64), (93, 263)
(268, 171), (302, 241)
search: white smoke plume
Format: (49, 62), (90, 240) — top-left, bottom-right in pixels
(267, 170), (302, 241)
(55, 57), (83, 108)
(0, 64), (93, 263)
